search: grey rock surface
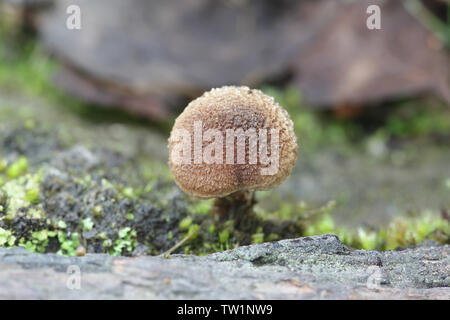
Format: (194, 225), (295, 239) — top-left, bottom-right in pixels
(1, 235), (448, 299)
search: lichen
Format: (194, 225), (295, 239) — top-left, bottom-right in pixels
(6, 156), (28, 179)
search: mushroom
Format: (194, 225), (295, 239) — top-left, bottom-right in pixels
(168, 86), (298, 218)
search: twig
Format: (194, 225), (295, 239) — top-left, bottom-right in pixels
(162, 225), (200, 258)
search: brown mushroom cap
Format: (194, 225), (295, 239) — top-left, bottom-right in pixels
(168, 86), (298, 198)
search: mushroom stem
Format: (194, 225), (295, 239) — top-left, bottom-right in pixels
(212, 189), (256, 222)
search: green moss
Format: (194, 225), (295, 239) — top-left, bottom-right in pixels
(26, 207), (45, 219)
(266, 233), (279, 242)
(0, 32), (56, 98)
(82, 217), (94, 231)
(306, 209), (449, 251)
(445, 178), (450, 191)
(1, 173), (42, 219)
(384, 101), (450, 137)
(189, 199), (214, 215)
(0, 227), (16, 246)
(30, 230), (52, 253)
(110, 227), (138, 256)
(218, 229), (229, 244)
(92, 205), (103, 217)
(179, 217), (193, 231)
(25, 186), (39, 203)
(6, 156), (28, 179)
(57, 220), (67, 229)
(381, 212), (450, 250)
(0, 158), (7, 172)
(121, 187), (136, 199)
(102, 239), (112, 248)
(187, 224), (200, 240)
(305, 214), (335, 236)
(357, 228), (380, 250)
(98, 232), (107, 240)
(208, 224), (216, 234)
(24, 118), (35, 130)
(57, 232), (80, 256)
(251, 233), (264, 244)
(118, 227), (132, 238)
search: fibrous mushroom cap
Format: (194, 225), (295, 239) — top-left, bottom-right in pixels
(168, 86), (298, 198)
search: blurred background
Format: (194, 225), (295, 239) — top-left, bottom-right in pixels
(0, 0), (449, 254)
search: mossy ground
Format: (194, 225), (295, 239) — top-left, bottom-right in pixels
(0, 82), (318, 256)
(0, 18), (448, 256)
(0, 120), (310, 256)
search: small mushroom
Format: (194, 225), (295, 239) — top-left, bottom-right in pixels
(168, 86), (298, 216)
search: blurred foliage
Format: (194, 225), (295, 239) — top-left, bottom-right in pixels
(260, 86), (361, 151)
(308, 209), (449, 251)
(383, 100), (450, 137)
(0, 24), (56, 98)
(0, 21), (170, 131)
(255, 196), (449, 251)
(261, 86), (450, 151)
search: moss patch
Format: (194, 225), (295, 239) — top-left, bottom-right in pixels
(306, 210), (449, 251)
